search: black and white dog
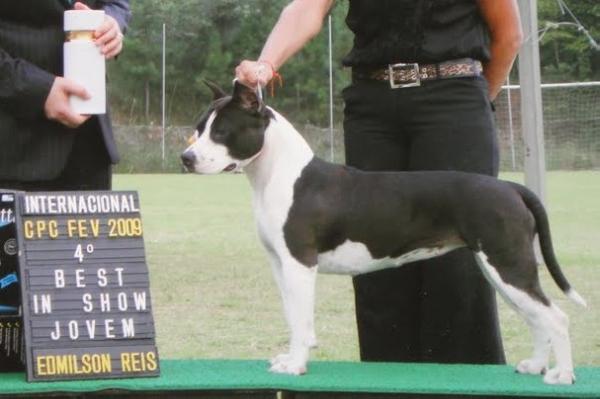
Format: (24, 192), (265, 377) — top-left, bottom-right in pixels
(181, 81), (586, 385)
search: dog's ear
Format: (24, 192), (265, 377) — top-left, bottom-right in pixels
(232, 81), (263, 112)
(203, 79), (227, 100)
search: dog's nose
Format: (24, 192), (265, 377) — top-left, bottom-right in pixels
(181, 151), (196, 171)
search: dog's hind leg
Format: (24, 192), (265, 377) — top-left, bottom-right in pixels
(269, 256), (317, 375)
(517, 319), (551, 376)
(517, 299), (573, 385)
(541, 304), (574, 384)
(473, 250), (575, 384)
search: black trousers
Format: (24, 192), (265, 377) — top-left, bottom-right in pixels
(344, 76), (505, 364)
(0, 119), (111, 192)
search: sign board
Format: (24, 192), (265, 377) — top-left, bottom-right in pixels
(15, 191), (160, 381)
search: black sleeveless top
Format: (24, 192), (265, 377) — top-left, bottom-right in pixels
(343, 0), (490, 67)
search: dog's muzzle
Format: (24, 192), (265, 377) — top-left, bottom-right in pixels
(181, 151), (196, 172)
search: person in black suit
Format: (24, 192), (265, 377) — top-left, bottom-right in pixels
(0, 0), (131, 191)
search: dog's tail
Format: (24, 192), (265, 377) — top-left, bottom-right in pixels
(509, 182), (587, 308)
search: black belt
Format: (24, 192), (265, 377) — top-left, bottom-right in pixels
(352, 58), (483, 88)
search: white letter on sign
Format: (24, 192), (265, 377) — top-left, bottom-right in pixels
(76, 269), (86, 287)
(97, 268), (107, 287)
(33, 294), (52, 314)
(100, 293), (111, 312)
(86, 320), (96, 339)
(54, 269), (65, 288)
(115, 267), (124, 286)
(68, 320), (79, 340)
(82, 293), (93, 312)
(105, 319), (115, 338)
(118, 292), (128, 311)
(50, 321), (61, 340)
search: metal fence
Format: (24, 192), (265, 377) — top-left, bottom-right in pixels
(113, 81), (600, 174)
(495, 81), (600, 171)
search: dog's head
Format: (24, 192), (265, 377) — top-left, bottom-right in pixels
(181, 80), (272, 174)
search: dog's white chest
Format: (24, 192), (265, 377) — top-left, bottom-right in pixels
(317, 239), (463, 275)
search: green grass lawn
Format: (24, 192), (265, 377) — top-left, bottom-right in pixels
(113, 172), (600, 366)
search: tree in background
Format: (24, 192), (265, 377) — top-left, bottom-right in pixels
(108, 0), (597, 125)
(538, 0), (599, 81)
(108, 0), (354, 126)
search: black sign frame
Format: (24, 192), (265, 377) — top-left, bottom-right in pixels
(15, 191), (160, 382)
(0, 191), (24, 372)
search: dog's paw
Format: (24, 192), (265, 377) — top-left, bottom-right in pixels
(269, 354), (307, 375)
(516, 359), (547, 375)
(269, 353), (291, 366)
(543, 367), (575, 385)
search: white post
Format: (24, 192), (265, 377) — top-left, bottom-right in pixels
(506, 76), (516, 171)
(161, 23), (166, 168)
(518, 0), (546, 203)
(328, 15), (334, 162)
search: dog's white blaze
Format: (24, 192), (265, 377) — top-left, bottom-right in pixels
(186, 111), (235, 174)
(474, 251), (574, 384)
(317, 240), (463, 275)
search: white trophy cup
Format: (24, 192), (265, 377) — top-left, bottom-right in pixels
(63, 10), (106, 115)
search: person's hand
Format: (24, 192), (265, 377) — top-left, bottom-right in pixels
(44, 77), (91, 128)
(74, 2), (124, 59)
(235, 60), (275, 88)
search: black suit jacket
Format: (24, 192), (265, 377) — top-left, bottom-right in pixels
(0, 0), (130, 181)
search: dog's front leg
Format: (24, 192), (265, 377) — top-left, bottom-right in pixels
(269, 257), (317, 375)
(269, 254), (318, 350)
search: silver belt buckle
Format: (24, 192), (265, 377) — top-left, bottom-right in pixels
(388, 63), (421, 89)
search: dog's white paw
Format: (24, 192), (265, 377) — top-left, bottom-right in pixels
(516, 359), (547, 375)
(307, 335), (318, 349)
(269, 353), (291, 366)
(543, 367), (575, 385)
(268, 353), (307, 375)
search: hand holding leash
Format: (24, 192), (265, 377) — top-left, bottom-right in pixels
(235, 60), (283, 96)
(235, 60), (274, 88)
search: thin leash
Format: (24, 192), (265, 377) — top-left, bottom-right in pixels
(255, 63), (266, 102)
(255, 83), (264, 104)
(257, 61), (283, 98)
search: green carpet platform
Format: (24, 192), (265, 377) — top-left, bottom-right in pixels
(1, 360), (599, 398)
